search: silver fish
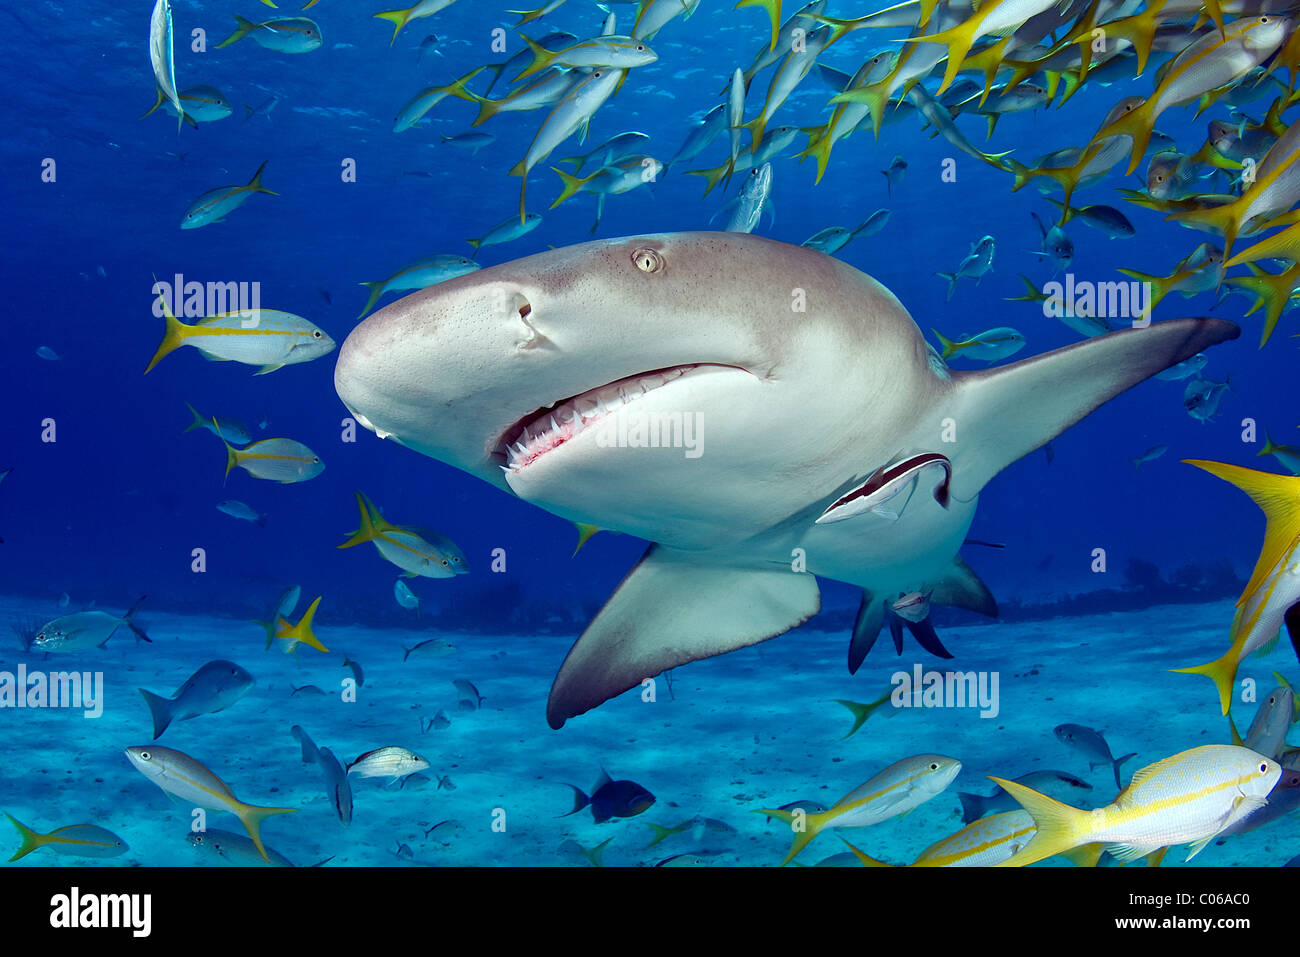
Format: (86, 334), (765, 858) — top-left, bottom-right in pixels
(138, 660), (255, 738)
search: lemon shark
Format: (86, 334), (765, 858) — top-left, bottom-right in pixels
(334, 232), (1239, 729)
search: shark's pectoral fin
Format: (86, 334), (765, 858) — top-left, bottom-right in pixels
(931, 556), (998, 618)
(945, 318), (1239, 500)
(848, 591), (887, 674)
(546, 546), (821, 728)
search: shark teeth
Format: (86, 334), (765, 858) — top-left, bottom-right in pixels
(501, 365), (697, 473)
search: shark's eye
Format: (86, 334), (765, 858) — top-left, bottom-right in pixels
(632, 248), (664, 273)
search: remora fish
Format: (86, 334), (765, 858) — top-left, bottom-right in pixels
(719, 163), (773, 234)
(148, 0), (183, 131)
(332, 232), (1240, 729)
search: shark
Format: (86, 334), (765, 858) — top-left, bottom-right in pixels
(333, 232), (1239, 729)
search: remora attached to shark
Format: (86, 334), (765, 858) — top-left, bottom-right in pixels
(334, 232), (1239, 729)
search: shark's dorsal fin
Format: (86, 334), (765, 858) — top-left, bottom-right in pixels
(547, 545), (821, 728)
(944, 318), (1240, 501)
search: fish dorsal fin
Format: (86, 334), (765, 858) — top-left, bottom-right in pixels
(1183, 461), (1300, 607)
(547, 544), (820, 728)
(592, 768), (612, 793)
(944, 319), (1240, 501)
(1115, 754), (1171, 804)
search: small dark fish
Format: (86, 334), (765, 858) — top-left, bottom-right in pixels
(453, 679), (483, 710)
(291, 684), (327, 697)
(403, 637), (456, 661)
(882, 154), (906, 196)
(392, 841), (414, 860)
(437, 774), (456, 791)
(342, 654), (364, 687)
(425, 819), (464, 841)
(763, 799), (828, 824)
(562, 770), (655, 824)
(957, 769), (1092, 823)
(291, 725), (319, 764)
(317, 287), (332, 305)
(1055, 723), (1137, 789)
(317, 746), (353, 827)
(422, 709), (451, 732)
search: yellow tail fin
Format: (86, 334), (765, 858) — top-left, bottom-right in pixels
(215, 14), (259, 49)
(5, 813), (47, 862)
(144, 291), (191, 374)
(549, 167), (599, 209)
(235, 802), (297, 862)
(246, 160), (278, 196)
(1184, 459), (1300, 597)
(754, 807), (830, 866)
(932, 328), (959, 360)
(736, 0), (782, 51)
(840, 837), (893, 867)
(374, 7), (414, 45)
(278, 596), (328, 653)
(572, 522), (601, 556)
(1171, 651), (1238, 715)
(513, 32), (558, 82)
(989, 777), (1090, 867)
(338, 490), (392, 548)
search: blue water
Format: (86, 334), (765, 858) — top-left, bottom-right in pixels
(1, 0), (1296, 867)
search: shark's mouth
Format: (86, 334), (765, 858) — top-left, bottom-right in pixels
(496, 363), (734, 473)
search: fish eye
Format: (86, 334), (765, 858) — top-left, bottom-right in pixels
(930, 762), (939, 770)
(1261, 763), (1269, 772)
(631, 247), (664, 273)
(312, 457), (320, 463)
(440, 559), (450, 566)
(313, 330), (322, 338)
(139, 751), (151, 761)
